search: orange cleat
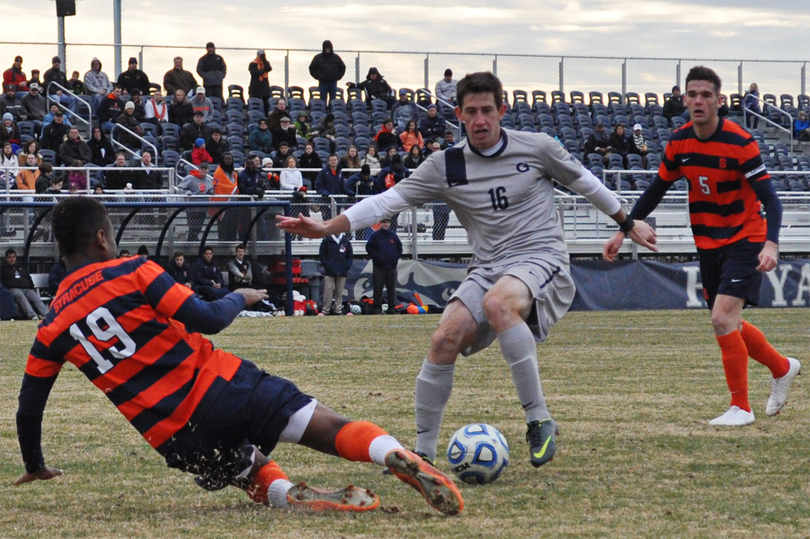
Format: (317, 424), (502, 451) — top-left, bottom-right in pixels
(385, 449), (464, 516)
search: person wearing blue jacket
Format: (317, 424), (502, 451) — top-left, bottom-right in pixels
(366, 218), (402, 314)
(248, 119), (274, 154)
(318, 233), (353, 315)
(315, 154), (351, 220)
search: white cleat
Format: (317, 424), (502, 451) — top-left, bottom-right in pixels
(709, 406), (755, 426)
(766, 357), (801, 417)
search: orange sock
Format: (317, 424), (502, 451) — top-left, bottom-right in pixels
(740, 320), (789, 378)
(335, 421), (388, 462)
(247, 460), (288, 504)
(716, 331), (751, 412)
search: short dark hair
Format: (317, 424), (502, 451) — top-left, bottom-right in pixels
(51, 197), (111, 257)
(39, 163), (52, 174)
(685, 66), (722, 94)
(235, 243), (246, 252)
(173, 251), (184, 259)
(457, 72), (503, 109)
(137, 245), (149, 256)
(5, 248), (16, 257)
(203, 246), (214, 253)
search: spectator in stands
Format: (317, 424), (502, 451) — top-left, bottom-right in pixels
(58, 127), (91, 166)
(176, 161), (213, 241)
(43, 171), (63, 197)
(248, 50), (272, 116)
(294, 111), (310, 139)
(365, 218), (402, 314)
(117, 57), (150, 95)
(47, 256), (67, 296)
(662, 85), (685, 121)
(196, 42), (227, 102)
(43, 56), (77, 113)
(391, 90), (419, 131)
(115, 101), (144, 150)
(311, 113), (337, 148)
(361, 144), (381, 175)
(17, 152), (39, 190)
(608, 124), (630, 167)
(1, 142), (19, 187)
(144, 88), (169, 127)
(3, 56), (27, 91)
(248, 118), (274, 154)
(68, 71), (85, 95)
(97, 84), (123, 132)
(1, 248), (48, 320)
(128, 88), (146, 122)
(118, 249), (131, 258)
(192, 246), (229, 301)
(237, 154), (266, 198)
(164, 57), (197, 97)
(41, 111), (70, 153)
(67, 159), (87, 191)
(27, 69), (42, 90)
(180, 110), (214, 151)
(585, 122), (612, 165)
(318, 231), (353, 316)
(105, 152), (137, 190)
(0, 113), (21, 150)
(271, 116), (298, 150)
(169, 88), (194, 127)
(340, 145), (361, 171)
(743, 82), (760, 129)
(42, 102), (71, 132)
(315, 154), (349, 220)
(135, 150), (162, 189)
(399, 120), (423, 153)
(309, 40), (346, 105)
(346, 163), (375, 197)
(424, 139), (442, 157)
(190, 87), (213, 121)
(794, 111), (810, 141)
(88, 125), (115, 167)
(299, 141), (322, 184)
(718, 94), (729, 118)
(34, 163), (52, 194)
(266, 98), (288, 131)
(260, 157), (281, 189)
(192, 137), (213, 165)
(348, 67), (393, 106)
(375, 153), (409, 195)
(0, 85), (26, 122)
(404, 144), (424, 169)
(272, 141), (293, 168)
(227, 244), (254, 291)
(165, 251), (193, 288)
(374, 119), (399, 151)
(21, 83), (46, 133)
(280, 155), (310, 191)
(628, 123), (649, 168)
(435, 69), (457, 104)
(19, 140), (42, 167)
(206, 128), (228, 164)
(419, 104), (445, 142)
(379, 145), (399, 169)
(213, 152), (241, 241)
(83, 58), (112, 107)
(441, 130), (456, 149)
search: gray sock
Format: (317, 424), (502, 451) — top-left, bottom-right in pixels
(414, 358), (455, 461)
(498, 323), (550, 423)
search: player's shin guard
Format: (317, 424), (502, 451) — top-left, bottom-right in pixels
(247, 460), (292, 506)
(499, 323), (550, 423)
(414, 359), (455, 461)
(740, 320), (790, 378)
(716, 331), (751, 412)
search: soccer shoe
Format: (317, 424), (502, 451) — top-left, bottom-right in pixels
(766, 357), (802, 416)
(385, 449), (464, 516)
(285, 482), (380, 512)
(708, 406), (756, 426)
(526, 418), (558, 468)
(382, 450), (434, 475)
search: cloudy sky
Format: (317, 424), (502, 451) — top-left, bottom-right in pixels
(5, 1), (810, 96)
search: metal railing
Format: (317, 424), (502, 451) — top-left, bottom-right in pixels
(743, 95), (795, 151)
(45, 80), (92, 131)
(109, 123), (159, 163)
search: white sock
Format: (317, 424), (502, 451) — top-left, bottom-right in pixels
(498, 323), (550, 423)
(368, 435), (404, 466)
(414, 358), (455, 461)
(267, 479), (295, 508)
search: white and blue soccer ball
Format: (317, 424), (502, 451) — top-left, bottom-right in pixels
(446, 423), (509, 485)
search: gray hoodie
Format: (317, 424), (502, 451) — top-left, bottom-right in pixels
(83, 58), (112, 96)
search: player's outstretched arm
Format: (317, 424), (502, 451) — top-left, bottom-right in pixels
(276, 214), (350, 239)
(15, 466), (63, 486)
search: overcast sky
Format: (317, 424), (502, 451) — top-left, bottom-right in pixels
(5, 1), (810, 95)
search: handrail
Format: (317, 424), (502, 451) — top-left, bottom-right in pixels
(46, 80), (92, 129)
(413, 88), (461, 137)
(744, 95), (794, 152)
(109, 123), (159, 163)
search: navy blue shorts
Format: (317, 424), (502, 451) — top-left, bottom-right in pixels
(157, 359), (312, 489)
(699, 239), (764, 310)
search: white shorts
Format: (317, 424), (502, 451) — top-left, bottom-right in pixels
(451, 258), (576, 356)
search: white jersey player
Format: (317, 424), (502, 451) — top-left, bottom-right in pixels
(278, 72), (656, 468)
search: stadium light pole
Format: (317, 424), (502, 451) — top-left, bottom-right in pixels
(114, 0), (122, 78)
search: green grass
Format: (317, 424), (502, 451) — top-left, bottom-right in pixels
(1, 309), (809, 538)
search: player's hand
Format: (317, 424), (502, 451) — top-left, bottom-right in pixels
(15, 466), (63, 486)
(627, 220), (658, 253)
(276, 214), (328, 238)
(233, 288), (268, 306)
(757, 240), (779, 272)
(602, 231), (626, 262)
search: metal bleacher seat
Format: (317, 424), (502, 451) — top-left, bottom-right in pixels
(501, 114), (516, 129)
(226, 97), (243, 112)
(40, 149), (56, 164)
(531, 90), (547, 105)
(626, 153), (644, 170)
(569, 91), (585, 104)
(226, 109), (244, 126)
(309, 99), (327, 114)
(161, 135), (179, 151)
(247, 98), (265, 113)
(228, 85), (244, 102)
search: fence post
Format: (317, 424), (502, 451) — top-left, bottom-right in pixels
(802, 63), (806, 96)
(676, 60), (681, 89)
(139, 47), (144, 73)
(410, 208), (419, 261)
(738, 61), (743, 95)
(356, 53), (360, 86)
(559, 57), (564, 93)
(622, 59), (627, 97)
(284, 51), (290, 94)
(493, 55), (498, 77)
(424, 53), (429, 91)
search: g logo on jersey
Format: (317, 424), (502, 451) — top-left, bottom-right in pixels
(516, 162), (530, 173)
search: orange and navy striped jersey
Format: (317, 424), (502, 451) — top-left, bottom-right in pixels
(24, 256), (242, 449)
(658, 117), (770, 250)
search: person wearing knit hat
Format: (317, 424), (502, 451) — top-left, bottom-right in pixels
(197, 42), (227, 102)
(195, 138), (206, 148)
(124, 101), (135, 111)
(191, 137), (212, 166)
(116, 56), (151, 95)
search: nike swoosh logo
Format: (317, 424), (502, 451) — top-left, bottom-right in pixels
(522, 402), (535, 409)
(416, 429), (429, 435)
(532, 437), (553, 459)
(731, 278), (743, 283)
(682, 157), (690, 162)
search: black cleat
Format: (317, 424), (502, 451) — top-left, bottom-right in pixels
(526, 418), (558, 468)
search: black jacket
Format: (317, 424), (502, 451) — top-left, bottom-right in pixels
(1, 262), (34, 290)
(308, 41), (346, 83)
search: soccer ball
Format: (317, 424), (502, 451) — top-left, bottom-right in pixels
(446, 423), (509, 485)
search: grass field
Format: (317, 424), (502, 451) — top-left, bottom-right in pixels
(1, 309), (809, 539)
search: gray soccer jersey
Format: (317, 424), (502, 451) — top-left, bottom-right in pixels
(392, 129), (619, 268)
